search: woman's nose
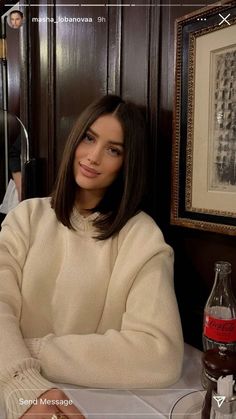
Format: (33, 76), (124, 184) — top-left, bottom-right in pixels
(87, 145), (102, 165)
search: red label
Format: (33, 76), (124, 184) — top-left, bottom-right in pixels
(204, 315), (236, 342)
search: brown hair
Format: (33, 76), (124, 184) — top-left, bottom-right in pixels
(10, 10), (23, 18)
(51, 94), (147, 240)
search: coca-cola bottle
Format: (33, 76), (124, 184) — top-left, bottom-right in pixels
(202, 261), (236, 352)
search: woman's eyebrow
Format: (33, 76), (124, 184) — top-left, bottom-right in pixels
(87, 127), (98, 137)
(108, 141), (124, 147)
(87, 128), (124, 146)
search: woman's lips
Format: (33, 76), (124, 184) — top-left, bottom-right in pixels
(79, 163), (101, 178)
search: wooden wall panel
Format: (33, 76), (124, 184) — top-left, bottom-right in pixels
(54, 5), (109, 173)
(121, 5), (150, 104)
(107, 6), (122, 95)
(30, 6), (51, 195)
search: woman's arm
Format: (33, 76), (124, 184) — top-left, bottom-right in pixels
(26, 245), (184, 389)
(0, 207), (54, 418)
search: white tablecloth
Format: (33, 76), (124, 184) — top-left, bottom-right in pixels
(0, 343), (204, 418)
(61, 343), (204, 418)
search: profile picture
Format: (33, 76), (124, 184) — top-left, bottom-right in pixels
(8, 10), (24, 29)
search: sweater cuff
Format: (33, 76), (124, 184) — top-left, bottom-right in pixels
(0, 358), (54, 419)
(24, 338), (42, 359)
(24, 335), (54, 360)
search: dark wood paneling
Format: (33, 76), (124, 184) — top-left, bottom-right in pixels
(108, 4), (122, 95)
(122, 5), (150, 104)
(146, 1), (161, 219)
(54, 4), (109, 174)
(25, 2), (56, 196)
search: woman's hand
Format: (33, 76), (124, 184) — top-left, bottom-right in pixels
(20, 388), (85, 418)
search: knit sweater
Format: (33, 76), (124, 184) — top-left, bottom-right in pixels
(0, 197), (184, 418)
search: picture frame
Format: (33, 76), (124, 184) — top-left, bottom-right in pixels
(171, 1), (236, 235)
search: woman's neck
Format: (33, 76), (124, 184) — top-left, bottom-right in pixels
(75, 189), (104, 215)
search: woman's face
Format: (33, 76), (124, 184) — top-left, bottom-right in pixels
(10, 12), (23, 28)
(73, 114), (124, 197)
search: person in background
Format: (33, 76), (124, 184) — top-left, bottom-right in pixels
(8, 135), (21, 201)
(0, 136), (20, 218)
(0, 95), (184, 419)
(9, 10), (24, 29)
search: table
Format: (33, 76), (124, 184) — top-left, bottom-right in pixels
(0, 343), (204, 418)
(60, 343), (204, 418)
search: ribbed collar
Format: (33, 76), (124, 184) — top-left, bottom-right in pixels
(70, 208), (100, 232)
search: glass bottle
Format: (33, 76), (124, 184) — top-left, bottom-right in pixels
(202, 261), (236, 353)
(201, 347), (236, 419)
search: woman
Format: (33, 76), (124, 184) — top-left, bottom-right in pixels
(9, 10), (24, 29)
(0, 95), (184, 419)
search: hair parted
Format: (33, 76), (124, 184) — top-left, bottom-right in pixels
(51, 94), (148, 240)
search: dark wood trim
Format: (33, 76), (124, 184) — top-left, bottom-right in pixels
(107, 3), (122, 95)
(148, 1), (160, 121)
(147, 1), (161, 218)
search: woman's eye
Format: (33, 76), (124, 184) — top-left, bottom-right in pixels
(83, 133), (94, 143)
(107, 147), (122, 156)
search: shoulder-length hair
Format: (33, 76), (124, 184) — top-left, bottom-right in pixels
(51, 94), (147, 240)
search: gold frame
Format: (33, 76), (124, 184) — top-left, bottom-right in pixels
(171, 1), (236, 235)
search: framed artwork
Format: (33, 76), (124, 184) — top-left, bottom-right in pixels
(171, 1), (236, 235)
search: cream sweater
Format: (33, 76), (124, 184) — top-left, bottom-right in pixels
(0, 198), (184, 418)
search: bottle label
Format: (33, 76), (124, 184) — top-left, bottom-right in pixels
(204, 315), (236, 342)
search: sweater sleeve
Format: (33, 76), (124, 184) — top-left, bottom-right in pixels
(26, 222), (184, 389)
(0, 206), (54, 419)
